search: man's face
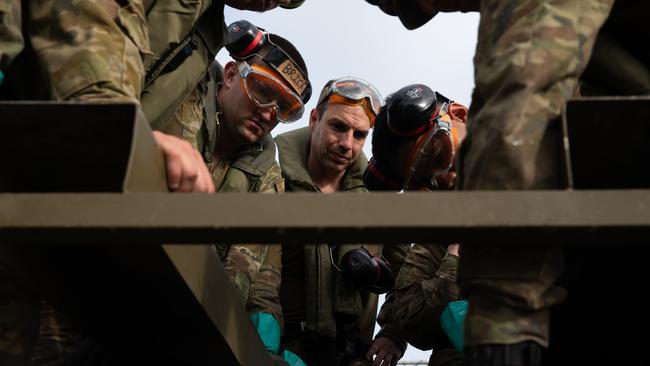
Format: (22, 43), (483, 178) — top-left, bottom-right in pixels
(309, 103), (371, 174)
(221, 61), (282, 146)
(394, 116), (467, 190)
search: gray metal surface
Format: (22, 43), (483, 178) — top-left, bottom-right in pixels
(2, 190), (650, 244)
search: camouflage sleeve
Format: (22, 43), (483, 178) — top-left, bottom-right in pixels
(246, 244), (283, 328)
(245, 163), (284, 325)
(0, 0), (23, 71)
(392, 244), (459, 350)
(28, 0), (150, 101)
(162, 84), (205, 148)
(375, 244), (410, 349)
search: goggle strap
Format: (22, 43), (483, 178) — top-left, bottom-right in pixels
(367, 159), (402, 190)
(388, 120), (430, 137)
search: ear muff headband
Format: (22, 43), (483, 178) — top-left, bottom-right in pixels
(235, 30), (264, 59)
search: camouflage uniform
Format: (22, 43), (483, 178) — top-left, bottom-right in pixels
(169, 66), (286, 327)
(1, 2), (150, 364)
(0, 0), (22, 71)
(140, 0), (226, 131)
(275, 127), (409, 365)
(210, 135), (286, 326)
(386, 244), (460, 366)
(456, 0), (615, 348)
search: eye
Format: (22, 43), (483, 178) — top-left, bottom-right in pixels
(331, 121), (347, 132)
(354, 130), (368, 140)
(250, 79), (275, 102)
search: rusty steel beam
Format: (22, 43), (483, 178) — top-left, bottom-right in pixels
(2, 190), (650, 244)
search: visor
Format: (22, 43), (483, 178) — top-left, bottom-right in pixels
(237, 62), (305, 123)
(317, 77), (384, 126)
(401, 104), (458, 190)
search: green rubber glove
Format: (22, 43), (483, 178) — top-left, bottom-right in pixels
(250, 312), (282, 354)
(440, 300), (468, 353)
(281, 349), (307, 366)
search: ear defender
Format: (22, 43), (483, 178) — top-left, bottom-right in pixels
(386, 84), (438, 137)
(339, 247), (395, 294)
(226, 20), (266, 60)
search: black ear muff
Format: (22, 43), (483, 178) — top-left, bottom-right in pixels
(226, 20), (266, 60)
(339, 247), (395, 294)
(387, 84), (438, 137)
(370, 258), (395, 294)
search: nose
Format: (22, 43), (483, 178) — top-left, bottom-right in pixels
(256, 106), (276, 124)
(338, 130), (354, 152)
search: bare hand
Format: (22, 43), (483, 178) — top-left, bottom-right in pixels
(222, 0), (290, 11)
(152, 131), (215, 193)
(366, 336), (404, 366)
(447, 244), (460, 256)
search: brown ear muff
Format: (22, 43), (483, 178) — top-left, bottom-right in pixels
(226, 20), (266, 60)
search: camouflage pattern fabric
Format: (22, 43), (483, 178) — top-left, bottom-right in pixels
(210, 131), (285, 326)
(385, 244), (459, 352)
(29, 301), (80, 366)
(0, 0), (23, 70)
(29, 0), (150, 102)
(457, 0), (615, 347)
(0, 256), (40, 366)
(163, 82), (205, 149)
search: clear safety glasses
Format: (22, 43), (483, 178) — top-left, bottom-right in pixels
(237, 62), (305, 123)
(401, 103), (458, 191)
(317, 77), (384, 126)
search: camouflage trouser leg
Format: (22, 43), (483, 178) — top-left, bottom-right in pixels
(0, 0), (23, 70)
(458, 0), (614, 347)
(218, 244), (283, 326)
(0, 257), (41, 366)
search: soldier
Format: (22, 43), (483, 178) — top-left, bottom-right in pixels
(363, 0), (650, 365)
(364, 84), (468, 366)
(195, 20), (312, 365)
(275, 77), (410, 366)
(0, 2), (287, 364)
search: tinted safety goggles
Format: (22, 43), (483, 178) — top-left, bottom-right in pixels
(401, 102), (459, 191)
(237, 61), (305, 123)
(317, 77), (384, 126)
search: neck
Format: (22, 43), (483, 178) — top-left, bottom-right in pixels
(307, 152), (346, 193)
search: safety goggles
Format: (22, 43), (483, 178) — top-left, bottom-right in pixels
(237, 61), (305, 123)
(401, 102), (459, 191)
(317, 77), (384, 126)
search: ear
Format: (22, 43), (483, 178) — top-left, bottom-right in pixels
(448, 102), (469, 124)
(309, 108), (320, 130)
(222, 61), (238, 89)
